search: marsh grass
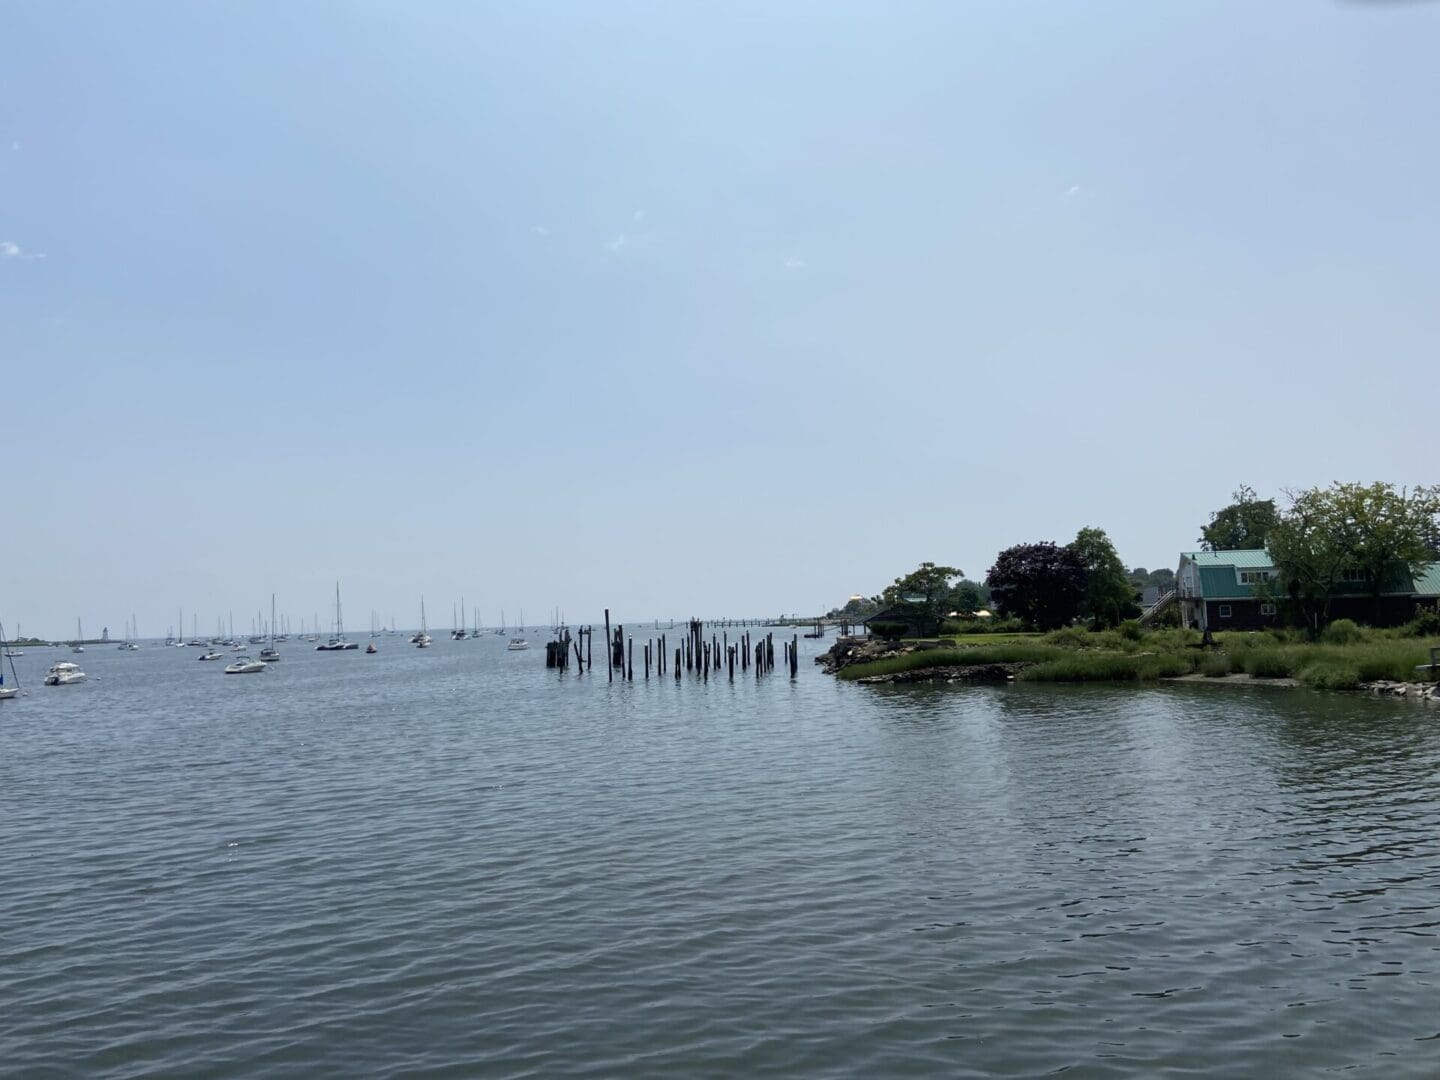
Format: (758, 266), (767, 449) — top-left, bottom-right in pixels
(1019, 652), (1195, 682)
(846, 624), (1440, 688)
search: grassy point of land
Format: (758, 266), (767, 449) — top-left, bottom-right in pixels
(837, 623), (1440, 691)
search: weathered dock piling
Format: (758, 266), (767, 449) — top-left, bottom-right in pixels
(546, 614), (796, 687)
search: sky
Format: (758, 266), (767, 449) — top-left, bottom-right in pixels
(2, 0), (1438, 638)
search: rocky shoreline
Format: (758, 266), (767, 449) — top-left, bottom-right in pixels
(1360, 680), (1440, 702)
(816, 637), (1024, 684)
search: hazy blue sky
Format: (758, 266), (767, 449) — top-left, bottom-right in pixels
(3, 1), (1437, 638)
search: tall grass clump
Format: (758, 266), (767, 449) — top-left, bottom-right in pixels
(1042, 626), (1094, 648)
(1019, 651), (1193, 683)
(1199, 652), (1232, 678)
(1299, 661), (1361, 691)
(1148, 628), (1202, 652)
(1041, 626), (1138, 652)
(1347, 642), (1433, 682)
(1321, 618), (1364, 645)
(1241, 648), (1299, 678)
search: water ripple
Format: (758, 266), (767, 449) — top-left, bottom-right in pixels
(1, 647), (1439, 1075)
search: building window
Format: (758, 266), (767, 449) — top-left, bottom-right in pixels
(1260, 603), (1277, 615)
(1218, 604), (1232, 619)
(1339, 568), (1367, 584)
(1239, 570), (1277, 584)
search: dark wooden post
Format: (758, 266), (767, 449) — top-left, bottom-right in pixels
(604, 610), (612, 682)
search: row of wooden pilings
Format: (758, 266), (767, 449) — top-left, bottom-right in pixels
(544, 612), (801, 681)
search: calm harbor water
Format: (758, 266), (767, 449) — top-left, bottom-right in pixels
(2, 635), (1438, 1077)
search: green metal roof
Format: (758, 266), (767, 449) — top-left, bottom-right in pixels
(1180, 550), (1276, 569)
(1197, 566), (1262, 599)
(1183, 550), (1435, 598)
(1413, 562), (1440, 597)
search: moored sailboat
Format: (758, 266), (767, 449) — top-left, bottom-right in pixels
(316, 582), (359, 650)
(0, 618), (20, 699)
(259, 594), (281, 663)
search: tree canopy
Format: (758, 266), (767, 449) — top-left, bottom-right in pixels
(1069, 526), (1136, 628)
(882, 562), (964, 623)
(1200, 484), (1278, 551)
(951, 580), (986, 616)
(1268, 482), (1440, 630)
(986, 542), (1087, 629)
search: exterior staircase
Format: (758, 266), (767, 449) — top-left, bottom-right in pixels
(1138, 588), (1177, 626)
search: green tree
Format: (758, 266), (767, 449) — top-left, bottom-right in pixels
(1200, 484), (1278, 551)
(882, 562), (964, 629)
(1268, 482), (1440, 631)
(951, 580), (985, 616)
(1069, 527), (1137, 628)
(987, 542), (1087, 629)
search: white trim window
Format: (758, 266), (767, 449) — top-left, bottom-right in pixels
(1218, 604), (1233, 619)
(1239, 570), (1277, 584)
(1260, 603), (1277, 615)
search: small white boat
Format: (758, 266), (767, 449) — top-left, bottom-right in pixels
(198, 650), (223, 661)
(0, 686), (16, 700)
(44, 661), (87, 685)
(224, 656), (266, 674)
(507, 638), (530, 651)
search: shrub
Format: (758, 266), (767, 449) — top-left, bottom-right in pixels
(944, 617), (1028, 635)
(1299, 661), (1361, 691)
(1119, 620), (1145, 642)
(1043, 626), (1093, 648)
(1321, 619), (1363, 645)
(1404, 604), (1440, 638)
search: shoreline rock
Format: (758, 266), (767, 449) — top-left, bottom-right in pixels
(1358, 680), (1440, 702)
(854, 662), (1025, 685)
(815, 635), (911, 675)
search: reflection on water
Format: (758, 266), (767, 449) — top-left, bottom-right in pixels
(1, 642), (1437, 1076)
